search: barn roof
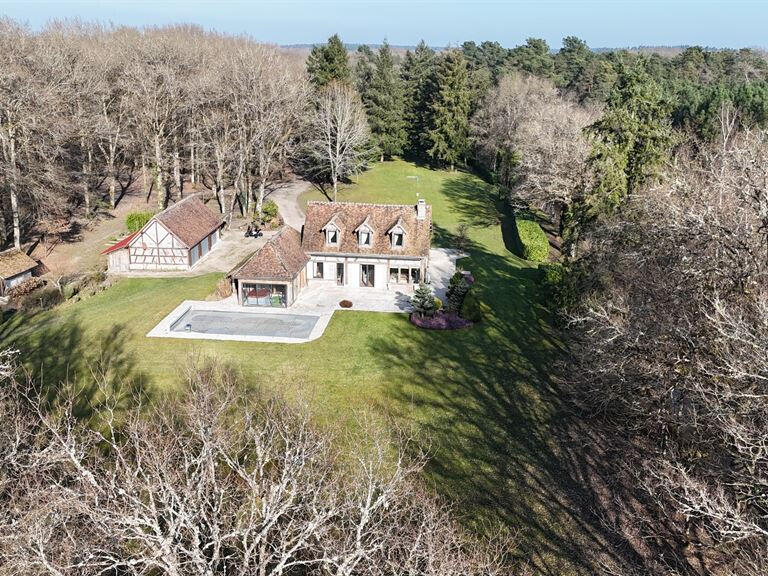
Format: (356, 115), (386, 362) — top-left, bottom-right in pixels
(231, 226), (309, 281)
(301, 201), (432, 257)
(101, 231), (139, 255)
(154, 195), (223, 248)
(0, 249), (37, 279)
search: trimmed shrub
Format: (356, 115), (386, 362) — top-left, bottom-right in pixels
(339, 299), (353, 308)
(126, 211), (153, 233)
(460, 290), (489, 322)
(515, 218), (549, 263)
(433, 297), (443, 311)
(445, 272), (470, 313)
(540, 262), (581, 315)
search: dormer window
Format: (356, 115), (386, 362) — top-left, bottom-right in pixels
(326, 227), (339, 245)
(358, 228), (371, 246)
(388, 219), (407, 249)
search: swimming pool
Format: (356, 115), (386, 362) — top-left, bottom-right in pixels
(170, 308), (320, 340)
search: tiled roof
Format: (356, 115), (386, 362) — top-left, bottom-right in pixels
(154, 195), (223, 248)
(302, 201), (431, 257)
(0, 249), (37, 279)
(231, 226), (309, 281)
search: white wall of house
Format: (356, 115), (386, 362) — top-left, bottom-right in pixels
(308, 254), (423, 290)
(107, 249), (130, 273)
(129, 220), (189, 271)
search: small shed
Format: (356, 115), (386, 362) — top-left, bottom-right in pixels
(0, 249), (38, 296)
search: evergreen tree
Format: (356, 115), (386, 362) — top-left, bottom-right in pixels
(555, 36), (592, 90)
(586, 61), (674, 216)
(361, 42), (407, 160)
(354, 44), (376, 94)
(307, 34), (351, 88)
(426, 50), (471, 170)
(410, 283), (436, 318)
(401, 40), (436, 156)
(509, 38), (555, 78)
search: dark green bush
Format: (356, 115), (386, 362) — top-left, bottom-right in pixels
(19, 285), (62, 311)
(125, 211), (154, 233)
(540, 262), (582, 314)
(460, 290), (489, 322)
(515, 218), (549, 263)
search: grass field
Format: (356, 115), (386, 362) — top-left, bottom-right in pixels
(3, 160), (616, 574)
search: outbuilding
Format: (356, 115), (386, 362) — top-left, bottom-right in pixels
(104, 195), (223, 272)
(0, 249), (38, 296)
(230, 226), (309, 307)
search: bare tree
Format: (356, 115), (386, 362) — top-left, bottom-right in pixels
(304, 81), (370, 202)
(472, 73), (597, 229)
(0, 358), (515, 576)
(563, 127), (768, 573)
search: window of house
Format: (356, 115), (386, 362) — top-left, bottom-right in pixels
(399, 268), (409, 283)
(359, 229), (371, 246)
(326, 228), (339, 245)
(392, 232), (404, 247)
(410, 268), (420, 284)
(389, 267), (398, 283)
(315, 261), (324, 278)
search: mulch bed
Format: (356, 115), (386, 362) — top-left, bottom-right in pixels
(410, 311), (473, 330)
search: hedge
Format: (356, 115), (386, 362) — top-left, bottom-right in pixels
(515, 218), (549, 263)
(125, 211), (154, 233)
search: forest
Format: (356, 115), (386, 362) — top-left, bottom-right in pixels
(1, 18), (768, 576)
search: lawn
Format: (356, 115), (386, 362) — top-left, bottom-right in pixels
(3, 160), (619, 574)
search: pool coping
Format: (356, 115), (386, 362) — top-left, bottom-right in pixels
(147, 300), (333, 344)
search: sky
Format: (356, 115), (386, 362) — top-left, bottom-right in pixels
(2, 0), (768, 49)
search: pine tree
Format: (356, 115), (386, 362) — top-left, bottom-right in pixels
(401, 40), (436, 156)
(354, 44), (376, 94)
(307, 34), (351, 88)
(586, 60), (673, 216)
(410, 283), (436, 318)
(361, 42), (407, 160)
(425, 50), (471, 170)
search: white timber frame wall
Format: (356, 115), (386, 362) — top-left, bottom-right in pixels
(306, 254), (426, 290)
(129, 220), (189, 271)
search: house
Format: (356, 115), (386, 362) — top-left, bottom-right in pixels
(301, 199), (432, 290)
(104, 195), (223, 272)
(0, 248), (38, 296)
(230, 226), (309, 307)
(229, 200), (432, 307)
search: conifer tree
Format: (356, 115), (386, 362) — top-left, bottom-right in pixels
(426, 50), (471, 170)
(411, 283), (436, 318)
(354, 44), (376, 94)
(401, 40), (436, 156)
(586, 61), (673, 216)
(361, 42), (407, 160)
(307, 34), (351, 88)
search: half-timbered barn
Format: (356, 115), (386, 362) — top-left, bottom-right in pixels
(104, 195), (223, 272)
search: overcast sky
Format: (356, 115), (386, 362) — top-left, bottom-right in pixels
(3, 0), (767, 49)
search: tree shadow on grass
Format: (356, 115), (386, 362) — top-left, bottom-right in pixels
(0, 311), (151, 423)
(440, 175), (519, 255)
(367, 238), (676, 575)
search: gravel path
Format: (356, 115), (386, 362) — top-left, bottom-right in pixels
(267, 179), (312, 230)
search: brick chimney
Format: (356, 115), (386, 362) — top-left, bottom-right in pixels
(416, 198), (426, 221)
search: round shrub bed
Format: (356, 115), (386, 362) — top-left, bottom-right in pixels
(339, 300), (353, 308)
(410, 311), (472, 330)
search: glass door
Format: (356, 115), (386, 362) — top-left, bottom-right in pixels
(336, 262), (344, 285)
(360, 264), (375, 287)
